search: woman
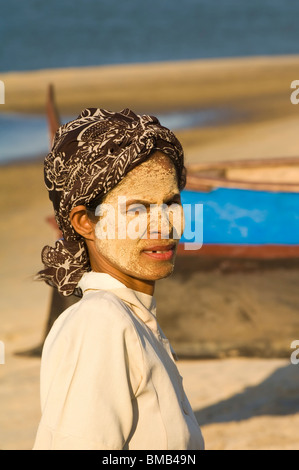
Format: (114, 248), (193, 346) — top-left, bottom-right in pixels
(33, 108), (204, 450)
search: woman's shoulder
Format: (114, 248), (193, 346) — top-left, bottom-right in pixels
(40, 289), (145, 394)
(49, 289), (135, 338)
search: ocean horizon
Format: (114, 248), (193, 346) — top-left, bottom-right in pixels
(1, 0), (299, 73)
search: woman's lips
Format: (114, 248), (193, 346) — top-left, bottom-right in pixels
(142, 244), (176, 261)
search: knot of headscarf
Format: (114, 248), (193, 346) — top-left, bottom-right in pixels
(36, 107), (186, 296)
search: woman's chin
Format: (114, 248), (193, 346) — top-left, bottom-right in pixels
(137, 260), (176, 281)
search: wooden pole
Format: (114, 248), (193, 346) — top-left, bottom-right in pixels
(16, 85), (78, 357)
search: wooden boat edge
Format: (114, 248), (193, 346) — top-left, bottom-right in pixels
(177, 243), (299, 259)
(185, 174), (299, 193)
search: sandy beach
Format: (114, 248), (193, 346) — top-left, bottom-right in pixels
(0, 55), (299, 450)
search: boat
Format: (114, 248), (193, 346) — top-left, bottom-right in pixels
(177, 157), (299, 266)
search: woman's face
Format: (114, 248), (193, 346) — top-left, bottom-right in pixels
(92, 151), (184, 283)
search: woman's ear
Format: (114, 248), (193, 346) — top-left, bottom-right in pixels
(69, 206), (95, 241)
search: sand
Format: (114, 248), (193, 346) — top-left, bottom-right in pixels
(0, 55), (299, 450)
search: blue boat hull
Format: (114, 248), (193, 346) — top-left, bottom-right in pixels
(179, 188), (299, 256)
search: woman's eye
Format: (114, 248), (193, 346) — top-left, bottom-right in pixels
(127, 204), (146, 214)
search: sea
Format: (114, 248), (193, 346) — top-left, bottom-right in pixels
(1, 0), (299, 164)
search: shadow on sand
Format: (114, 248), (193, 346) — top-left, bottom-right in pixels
(195, 363), (299, 426)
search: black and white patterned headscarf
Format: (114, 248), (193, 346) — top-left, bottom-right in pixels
(36, 107), (186, 296)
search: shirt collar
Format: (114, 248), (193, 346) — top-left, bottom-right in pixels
(78, 271), (157, 328)
(78, 271), (127, 291)
(78, 271), (177, 360)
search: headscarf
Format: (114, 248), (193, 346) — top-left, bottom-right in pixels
(36, 107), (186, 296)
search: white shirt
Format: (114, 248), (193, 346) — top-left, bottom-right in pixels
(33, 272), (204, 450)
